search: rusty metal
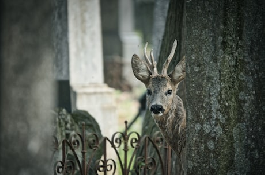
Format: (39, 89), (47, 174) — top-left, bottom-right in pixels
(54, 121), (174, 175)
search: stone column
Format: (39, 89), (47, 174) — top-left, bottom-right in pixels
(119, 0), (141, 87)
(54, 0), (71, 112)
(54, 0), (69, 81)
(0, 0), (55, 174)
(67, 0), (117, 138)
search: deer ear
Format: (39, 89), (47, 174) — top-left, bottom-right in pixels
(131, 54), (151, 83)
(169, 56), (186, 84)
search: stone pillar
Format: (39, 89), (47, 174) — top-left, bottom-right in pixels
(0, 0), (55, 174)
(119, 0), (141, 87)
(54, 0), (71, 112)
(67, 0), (117, 138)
(68, 0), (103, 85)
(54, 0), (69, 81)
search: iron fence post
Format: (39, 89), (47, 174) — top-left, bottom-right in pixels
(124, 121), (128, 175)
(167, 146), (172, 175)
(103, 137), (107, 175)
(62, 140), (66, 174)
(81, 123), (86, 175)
(144, 137), (148, 175)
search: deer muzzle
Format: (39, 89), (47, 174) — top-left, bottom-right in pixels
(150, 104), (165, 115)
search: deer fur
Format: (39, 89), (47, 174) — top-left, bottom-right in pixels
(131, 40), (186, 175)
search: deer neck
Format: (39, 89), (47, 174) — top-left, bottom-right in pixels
(152, 94), (186, 138)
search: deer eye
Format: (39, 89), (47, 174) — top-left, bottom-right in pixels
(166, 90), (172, 96)
(147, 89), (152, 96)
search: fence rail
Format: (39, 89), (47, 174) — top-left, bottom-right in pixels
(54, 121), (173, 175)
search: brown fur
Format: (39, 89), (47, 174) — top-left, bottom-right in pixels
(131, 40), (186, 175)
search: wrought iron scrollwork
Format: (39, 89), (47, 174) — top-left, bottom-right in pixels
(54, 160), (75, 175)
(111, 131), (124, 149)
(95, 159), (116, 174)
(128, 131), (141, 148)
(54, 121), (172, 175)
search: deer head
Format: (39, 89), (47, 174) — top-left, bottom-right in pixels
(131, 40), (186, 118)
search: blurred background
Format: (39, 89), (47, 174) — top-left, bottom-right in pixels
(0, 0), (169, 174)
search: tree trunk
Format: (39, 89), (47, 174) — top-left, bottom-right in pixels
(186, 0), (265, 174)
(139, 0), (265, 174)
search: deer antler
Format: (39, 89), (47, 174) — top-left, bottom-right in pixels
(162, 40), (178, 76)
(144, 42), (158, 76)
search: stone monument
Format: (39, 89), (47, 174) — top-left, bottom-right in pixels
(67, 0), (117, 138)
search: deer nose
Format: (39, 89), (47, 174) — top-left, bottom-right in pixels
(150, 105), (164, 114)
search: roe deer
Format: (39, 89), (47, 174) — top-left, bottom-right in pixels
(131, 40), (186, 175)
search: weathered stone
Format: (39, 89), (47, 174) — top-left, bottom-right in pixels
(53, 0), (71, 112)
(67, 0), (118, 139)
(54, 0), (69, 80)
(68, 0), (104, 85)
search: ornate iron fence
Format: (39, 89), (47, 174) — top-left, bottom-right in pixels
(54, 121), (173, 175)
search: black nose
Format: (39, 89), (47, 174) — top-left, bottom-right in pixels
(150, 105), (164, 114)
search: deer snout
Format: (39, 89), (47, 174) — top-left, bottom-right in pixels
(150, 104), (165, 114)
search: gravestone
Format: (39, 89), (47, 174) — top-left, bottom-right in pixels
(67, 0), (118, 139)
